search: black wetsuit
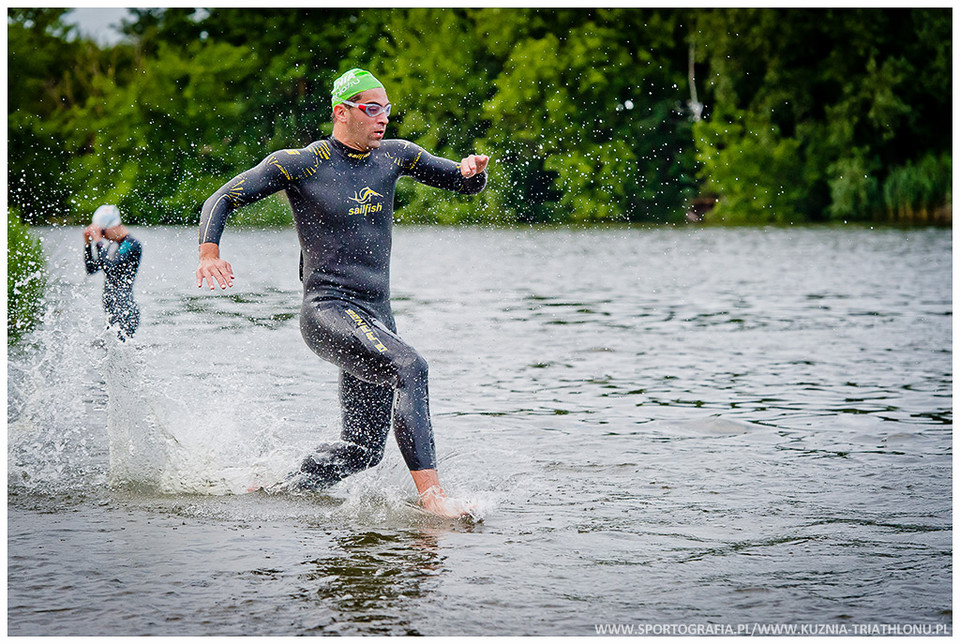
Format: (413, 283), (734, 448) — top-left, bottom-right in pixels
(199, 136), (486, 489)
(84, 236), (142, 339)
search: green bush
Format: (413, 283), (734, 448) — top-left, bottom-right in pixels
(693, 113), (805, 224)
(7, 8), (952, 227)
(8, 209), (47, 342)
(827, 153), (881, 221)
(883, 153), (951, 222)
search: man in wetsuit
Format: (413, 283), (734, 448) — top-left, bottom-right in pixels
(196, 68), (489, 518)
(83, 204), (142, 339)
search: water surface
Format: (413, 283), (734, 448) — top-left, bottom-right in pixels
(8, 225), (952, 635)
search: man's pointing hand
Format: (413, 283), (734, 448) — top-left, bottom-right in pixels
(460, 154), (490, 178)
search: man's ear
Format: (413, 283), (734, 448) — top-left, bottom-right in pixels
(333, 104), (348, 123)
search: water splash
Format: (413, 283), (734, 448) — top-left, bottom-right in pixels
(8, 300), (300, 497)
(8, 291), (109, 493)
(8, 308), (493, 516)
(9, 227), (508, 517)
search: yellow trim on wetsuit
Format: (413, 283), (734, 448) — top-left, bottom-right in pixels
(345, 308), (388, 353)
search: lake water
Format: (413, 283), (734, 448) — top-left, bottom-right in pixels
(8, 224), (952, 636)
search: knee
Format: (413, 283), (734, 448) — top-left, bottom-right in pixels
(396, 351), (428, 388)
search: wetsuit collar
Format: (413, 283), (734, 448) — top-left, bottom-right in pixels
(329, 136), (373, 162)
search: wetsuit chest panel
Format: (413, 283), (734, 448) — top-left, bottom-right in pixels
(290, 146), (402, 304)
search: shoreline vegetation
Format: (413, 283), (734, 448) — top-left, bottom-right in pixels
(7, 8), (950, 229)
(8, 209), (47, 343)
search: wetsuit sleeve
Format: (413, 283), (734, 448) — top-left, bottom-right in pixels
(396, 141), (487, 195)
(199, 147), (320, 245)
(84, 242), (102, 274)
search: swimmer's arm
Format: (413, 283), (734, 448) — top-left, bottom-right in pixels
(82, 226), (102, 274)
(197, 148), (310, 290)
(83, 241), (101, 274)
(399, 142), (489, 194)
(198, 154), (290, 247)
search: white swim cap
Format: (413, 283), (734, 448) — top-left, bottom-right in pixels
(91, 205), (122, 229)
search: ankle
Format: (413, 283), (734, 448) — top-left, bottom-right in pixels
(418, 485), (445, 502)
(410, 468), (444, 498)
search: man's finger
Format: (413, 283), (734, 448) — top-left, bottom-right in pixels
(220, 263), (234, 288)
(462, 154), (488, 177)
(198, 260), (234, 290)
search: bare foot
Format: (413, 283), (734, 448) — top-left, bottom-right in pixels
(419, 486), (476, 520)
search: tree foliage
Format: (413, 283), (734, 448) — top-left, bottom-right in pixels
(689, 8), (951, 223)
(7, 8), (951, 226)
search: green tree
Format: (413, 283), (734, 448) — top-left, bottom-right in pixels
(366, 8), (501, 223)
(56, 38), (267, 223)
(480, 8), (696, 224)
(8, 9), (88, 222)
(691, 8), (951, 223)
(7, 8), (951, 227)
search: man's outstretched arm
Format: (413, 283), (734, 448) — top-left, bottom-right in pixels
(398, 142), (490, 194)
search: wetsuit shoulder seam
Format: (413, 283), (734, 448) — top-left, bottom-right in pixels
(268, 142), (329, 181)
(383, 139), (423, 172)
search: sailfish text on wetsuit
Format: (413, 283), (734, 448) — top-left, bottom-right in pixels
(347, 187), (384, 216)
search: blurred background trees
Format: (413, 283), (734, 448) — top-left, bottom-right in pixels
(7, 7), (952, 226)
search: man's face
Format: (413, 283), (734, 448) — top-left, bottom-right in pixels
(341, 87), (390, 151)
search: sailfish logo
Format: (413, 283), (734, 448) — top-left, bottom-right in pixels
(347, 187), (385, 216)
(349, 187), (383, 204)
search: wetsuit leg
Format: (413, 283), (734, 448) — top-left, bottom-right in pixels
(298, 299), (437, 487)
(115, 302), (140, 339)
(104, 293), (139, 340)
(297, 370), (393, 489)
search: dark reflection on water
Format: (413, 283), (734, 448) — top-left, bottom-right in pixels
(298, 529), (444, 635)
(8, 225), (952, 635)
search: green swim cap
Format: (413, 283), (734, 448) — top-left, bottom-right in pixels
(331, 68), (384, 107)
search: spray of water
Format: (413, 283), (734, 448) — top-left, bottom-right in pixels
(9, 293), (300, 498)
(9, 313), (500, 524)
(8, 284), (109, 493)
(9, 229), (504, 524)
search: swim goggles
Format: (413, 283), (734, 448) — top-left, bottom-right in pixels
(341, 99), (392, 118)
